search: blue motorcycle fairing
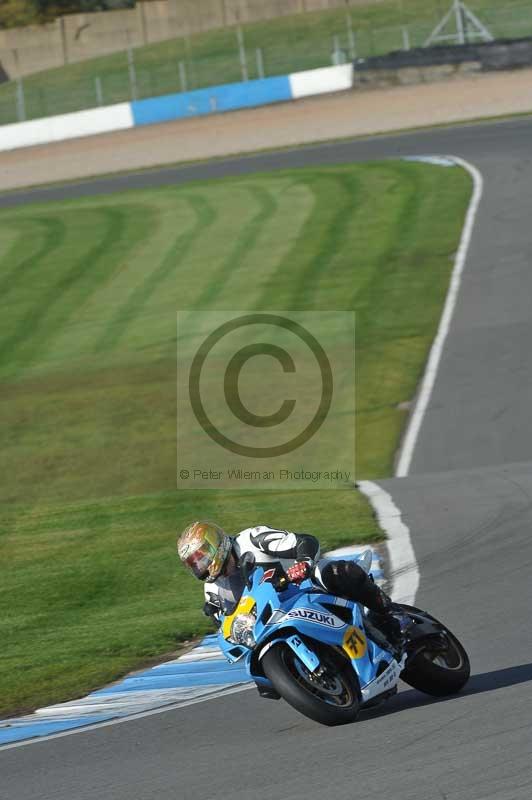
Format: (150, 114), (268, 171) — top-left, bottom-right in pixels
(260, 634), (321, 673)
(217, 565), (398, 701)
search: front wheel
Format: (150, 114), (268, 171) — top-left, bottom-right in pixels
(398, 604), (470, 697)
(261, 643), (360, 726)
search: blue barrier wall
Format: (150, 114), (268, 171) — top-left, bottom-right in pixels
(131, 75), (292, 126)
(0, 66), (353, 153)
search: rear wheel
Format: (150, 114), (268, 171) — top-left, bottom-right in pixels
(398, 604), (470, 697)
(261, 643), (360, 726)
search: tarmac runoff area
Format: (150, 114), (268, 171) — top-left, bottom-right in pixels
(1, 107), (532, 798)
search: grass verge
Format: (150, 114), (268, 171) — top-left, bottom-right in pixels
(0, 159), (471, 716)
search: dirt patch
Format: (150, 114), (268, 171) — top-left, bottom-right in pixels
(1, 68), (532, 192)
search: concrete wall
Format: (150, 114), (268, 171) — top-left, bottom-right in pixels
(0, 0), (385, 80)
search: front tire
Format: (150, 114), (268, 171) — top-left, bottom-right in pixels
(398, 604), (470, 697)
(261, 643), (360, 726)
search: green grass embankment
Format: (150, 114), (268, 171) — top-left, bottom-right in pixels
(0, 0), (530, 123)
(0, 160), (471, 715)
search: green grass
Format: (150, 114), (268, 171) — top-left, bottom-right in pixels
(0, 160), (471, 716)
(1, 0), (531, 123)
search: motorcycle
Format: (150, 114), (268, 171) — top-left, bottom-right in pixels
(217, 550), (470, 726)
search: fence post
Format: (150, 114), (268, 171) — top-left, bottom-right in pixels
(402, 25), (411, 50)
(331, 35), (346, 65)
(127, 46), (138, 101)
(179, 61), (188, 93)
(236, 25), (248, 81)
(16, 77), (26, 122)
(138, 1), (148, 46)
(255, 47), (265, 79)
(346, 12), (356, 59)
(59, 17), (69, 65)
(368, 26), (376, 56)
(95, 76), (104, 106)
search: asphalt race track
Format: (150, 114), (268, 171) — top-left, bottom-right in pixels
(2, 117), (532, 800)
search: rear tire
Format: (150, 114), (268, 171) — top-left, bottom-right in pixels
(398, 604), (470, 697)
(261, 643), (360, 726)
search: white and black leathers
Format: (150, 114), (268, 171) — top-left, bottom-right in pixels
(204, 525), (321, 616)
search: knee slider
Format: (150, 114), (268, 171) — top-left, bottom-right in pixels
(313, 560), (341, 592)
(343, 560), (367, 592)
(317, 559), (366, 595)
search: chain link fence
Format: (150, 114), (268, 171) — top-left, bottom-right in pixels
(2, 3), (532, 126)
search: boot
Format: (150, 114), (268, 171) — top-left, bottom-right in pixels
(316, 560), (403, 653)
(365, 586), (403, 653)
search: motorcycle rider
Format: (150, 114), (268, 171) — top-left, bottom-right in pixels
(177, 520), (402, 650)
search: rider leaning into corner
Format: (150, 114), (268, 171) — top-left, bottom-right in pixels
(177, 521), (402, 650)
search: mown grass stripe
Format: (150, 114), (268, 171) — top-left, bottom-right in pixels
(0, 217), (66, 301)
(352, 162), (440, 342)
(94, 194), (216, 353)
(193, 184), (278, 310)
(256, 172), (358, 310)
(41, 193), (197, 366)
(288, 172), (360, 309)
(0, 206), (153, 374)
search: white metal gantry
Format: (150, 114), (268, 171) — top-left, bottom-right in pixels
(425, 0), (494, 47)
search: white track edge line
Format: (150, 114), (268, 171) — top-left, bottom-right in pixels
(395, 155), (484, 477)
(357, 157), (482, 610)
(357, 480), (419, 606)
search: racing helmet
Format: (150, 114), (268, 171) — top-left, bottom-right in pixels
(177, 521), (232, 582)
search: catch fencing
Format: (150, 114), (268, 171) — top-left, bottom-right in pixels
(2, 3), (532, 126)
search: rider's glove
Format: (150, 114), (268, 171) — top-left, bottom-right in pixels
(286, 561), (311, 584)
(203, 599), (222, 629)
